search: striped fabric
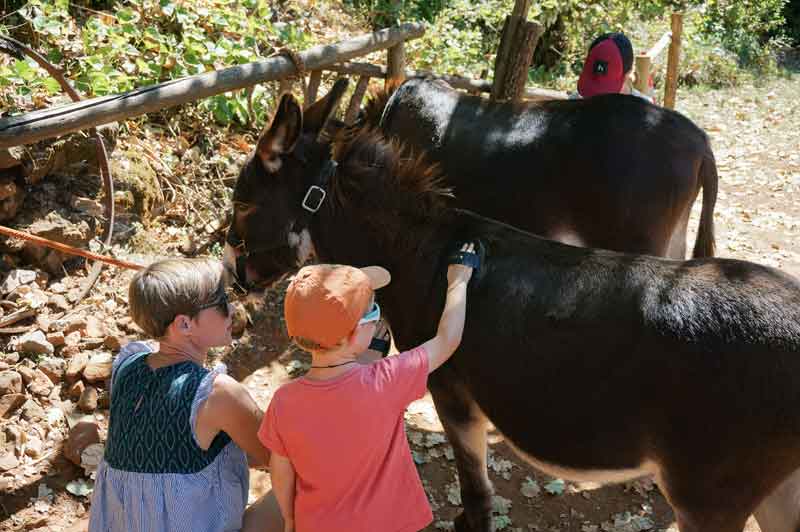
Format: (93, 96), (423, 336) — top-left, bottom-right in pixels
(88, 342), (249, 532)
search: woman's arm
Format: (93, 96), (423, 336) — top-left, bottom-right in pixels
(195, 374), (271, 468)
(270, 452), (296, 531)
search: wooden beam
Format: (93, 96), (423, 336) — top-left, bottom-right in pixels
(0, 23), (426, 148)
(646, 31), (672, 59)
(325, 61), (567, 101)
(663, 13), (684, 109)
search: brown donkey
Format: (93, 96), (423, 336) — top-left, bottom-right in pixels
(225, 84), (800, 532)
(359, 76), (718, 259)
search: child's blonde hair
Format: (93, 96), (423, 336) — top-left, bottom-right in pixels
(129, 258), (225, 338)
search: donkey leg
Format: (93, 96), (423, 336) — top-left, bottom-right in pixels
(754, 468), (800, 532)
(429, 377), (492, 532)
(674, 511), (750, 532)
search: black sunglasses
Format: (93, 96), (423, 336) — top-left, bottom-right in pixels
(196, 288), (231, 317)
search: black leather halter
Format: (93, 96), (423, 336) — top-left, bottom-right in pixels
(226, 158), (338, 287)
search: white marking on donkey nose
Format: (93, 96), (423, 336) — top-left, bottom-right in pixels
(288, 228), (315, 266)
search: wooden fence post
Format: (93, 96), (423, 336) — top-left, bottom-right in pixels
(305, 70), (323, 106)
(385, 0), (406, 88)
(634, 54), (652, 94)
(344, 76), (371, 124)
(663, 12), (684, 109)
(491, 0), (543, 102)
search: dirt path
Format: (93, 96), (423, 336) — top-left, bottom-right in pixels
(2, 73), (798, 532)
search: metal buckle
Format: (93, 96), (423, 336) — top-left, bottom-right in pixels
(302, 185), (326, 213)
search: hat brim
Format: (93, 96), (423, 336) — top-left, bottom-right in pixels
(360, 266), (391, 290)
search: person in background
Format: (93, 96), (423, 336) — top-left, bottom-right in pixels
(574, 32), (655, 102)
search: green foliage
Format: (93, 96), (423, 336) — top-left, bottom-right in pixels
(786, 0), (800, 44)
(700, 0), (788, 67)
(373, 0), (792, 89)
(0, 0), (312, 126)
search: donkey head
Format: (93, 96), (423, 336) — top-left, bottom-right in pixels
(224, 79), (349, 290)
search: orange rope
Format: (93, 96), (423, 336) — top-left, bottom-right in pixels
(0, 224), (144, 271)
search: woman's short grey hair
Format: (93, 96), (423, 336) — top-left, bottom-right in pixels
(128, 258), (225, 338)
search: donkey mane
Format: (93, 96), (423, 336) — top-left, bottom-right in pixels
(328, 125), (453, 218)
(360, 81), (400, 128)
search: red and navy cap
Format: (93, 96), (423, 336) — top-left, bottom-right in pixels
(577, 33), (634, 98)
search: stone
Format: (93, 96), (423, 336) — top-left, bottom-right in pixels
(83, 353), (113, 383)
(63, 421), (100, 465)
(0, 452), (18, 471)
(231, 302), (248, 336)
(0, 352), (19, 364)
(20, 214), (92, 275)
(66, 352), (89, 382)
(68, 380), (85, 400)
(80, 443), (104, 475)
(81, 337), (105, 349)
(25, 436), (43, 458)
(103, 334), (124, 351)
(0, 394), (26, 418)
(46, 331), (65, 347)
(47, 294), (70, 312)
(0, 269), (37, 295)
(85, 315), (106, 338)
(19, 288), (48, 309)
(64, 317), (88, 336)
(64, 330), (82, 347)
(27, 369), (53, 396)
(0, 370), (22, 395)
(17, 365), (35, 384)
(0, 175), (24, 223)
(38, 357), (66, 384)
(35, 313), (53, 333)
(78, 386), (98, 413)
(61, 345), (81, 358)
(97, 390), (110, 409)
(17, 330), (54, 356)
(21, 399), (45, 422)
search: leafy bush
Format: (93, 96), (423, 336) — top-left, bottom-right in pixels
(0, 0), (312, 126)
(700, 0), (788, 66)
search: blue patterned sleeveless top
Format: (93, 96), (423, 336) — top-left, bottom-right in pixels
(103, 351), (231, 473)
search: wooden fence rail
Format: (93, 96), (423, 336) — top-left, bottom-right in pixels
(0, 23), (425, 149)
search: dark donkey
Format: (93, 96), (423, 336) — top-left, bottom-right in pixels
(360, 76), (718, 259)
(225, 84), (800, 532)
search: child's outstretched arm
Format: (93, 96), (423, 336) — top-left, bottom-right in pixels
(196, 374), (271, 468)
(270, 452), (296, 532)
(421, 243), (475, 373)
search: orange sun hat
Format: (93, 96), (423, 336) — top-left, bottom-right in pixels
(284, 264), (391, 348)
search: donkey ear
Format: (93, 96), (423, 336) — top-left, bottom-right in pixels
(255, 93), (303, 173)
(303, 78), (349, 134)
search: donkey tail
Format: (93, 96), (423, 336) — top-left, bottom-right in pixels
(691, 151), (718, 258)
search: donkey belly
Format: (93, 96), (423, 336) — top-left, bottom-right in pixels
(503, 438), (659, 484)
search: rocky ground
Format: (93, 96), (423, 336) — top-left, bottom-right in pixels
(0, 69), (798, 532)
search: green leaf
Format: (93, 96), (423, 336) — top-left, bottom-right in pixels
(66, 479), (94, 497)
(42, 78), (61, 94)
(544, 478), (565, 495)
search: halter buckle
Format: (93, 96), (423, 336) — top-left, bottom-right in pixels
(302, 185), (326, 213)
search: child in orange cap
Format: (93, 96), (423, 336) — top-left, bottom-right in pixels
(259, 244), (476, 532)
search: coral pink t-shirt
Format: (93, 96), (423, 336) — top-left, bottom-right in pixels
(258, 347), (432, 532)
